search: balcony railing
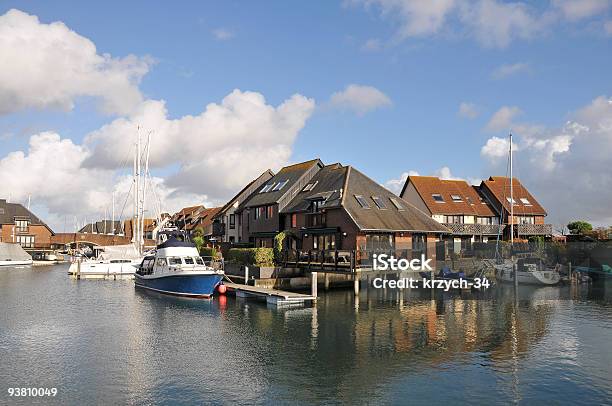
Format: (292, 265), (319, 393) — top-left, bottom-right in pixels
(515, 223), (553, 236)
(442, 223), (505, 235)
(306, 212), (326, 228)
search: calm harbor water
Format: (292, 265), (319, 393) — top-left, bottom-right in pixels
(1, 264), (611, 405)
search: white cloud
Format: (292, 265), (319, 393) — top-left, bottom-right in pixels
(0, 9), (151, 116)
(459, 1), (546, 48)
(349, 0), (611, 47)
(348, 0), (456, 38)
(605, 20), (612, 35)
(486, 106), (523, 132)
(0, 132), (214, 231)
(491, 62), (531, 79)
(552, 0), (611, 21)
(383, 170), (420, 194)
(212, 28), (234, 40)
(84, 89), (315, 197)
(329, 84), (392, 115)
(480, 96), (612, 225)
(458, 102), (479, 119)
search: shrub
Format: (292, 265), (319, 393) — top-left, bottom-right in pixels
(192, 236), (204, 252)
(273, 232), (286, 265)
(227, 248), (274, 267)
(200, 246), (218, 258)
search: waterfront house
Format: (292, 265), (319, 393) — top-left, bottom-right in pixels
(171, 205), (204, 232)
(400, 176), (502, 253)
(281, 164), (449, 263)
(212, 169), (275, 244)
(237, 159), (324, 247)
(479, 176), (551, 240)
(0, 198), (54, 255)
(186, 206), (223, 241)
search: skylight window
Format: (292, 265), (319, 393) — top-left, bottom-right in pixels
(302, 181), (318, 192)
(389, 197), (404, 211)
(451, 194), (462, 202)
(506, 197), (517, 205)
(272, 180), (288, 191)
(432, 194), (445, 203)
(354, 195), (371, 208)
(371, 196), (387, 209)
(260, 183), (274, 193)
(520, 198), (532, 205)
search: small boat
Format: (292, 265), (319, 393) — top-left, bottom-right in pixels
(0, 242), (33, 266)
(68, 245), (143, 277)
(495, 258), (560, 285)
(134, 230), (223, 298)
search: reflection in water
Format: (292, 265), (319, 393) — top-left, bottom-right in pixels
(0, 264), (611, 405)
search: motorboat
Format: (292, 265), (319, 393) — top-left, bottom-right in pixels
(494, 258), (560, 285)
(68, 244), (143, 277)
(134, 230), (224, 298)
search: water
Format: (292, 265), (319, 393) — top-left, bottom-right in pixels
(1, 264), (611, 405)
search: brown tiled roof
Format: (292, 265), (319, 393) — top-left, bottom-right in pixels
(215, 169), (275, 218)
(0, 199), (54, 233)
(481, 176), (547, 216)
(186, 207), (223, 231)
(404, 177), (496, 217)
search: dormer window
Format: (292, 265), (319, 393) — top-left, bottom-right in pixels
(371, 196), (387, 209)
(451, 194), (462, 202)
(354, 195), (371, 208)
(432, 194), (444, 203)
(272, 180), (288, 191)
(389, 197), (404, 211)
(302, 181), (318, 192)
(260, 183), (275, 193)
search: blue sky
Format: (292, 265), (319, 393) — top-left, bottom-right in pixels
(1, 1), (611, 229)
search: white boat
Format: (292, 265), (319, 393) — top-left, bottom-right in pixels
(494, 258), (560, 285)
(134, 230), (224, 298)
(0, 242), (33, 266)
(68, 244), (143, 277)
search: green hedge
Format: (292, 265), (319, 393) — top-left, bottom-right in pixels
(227, 248), (274, 267)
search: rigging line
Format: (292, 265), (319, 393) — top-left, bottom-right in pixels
(116, 181), (135, 232)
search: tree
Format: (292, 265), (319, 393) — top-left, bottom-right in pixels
(567, 221), (593, 235)
(192, 236), (204, 253)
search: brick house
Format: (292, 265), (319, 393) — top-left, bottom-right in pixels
(400, 176), (502, 253)
(281, 164), (449, 264)
(236, 159), (323, 247)
(0, 199), (54, 254)
(212, 169), (275, 244)
(479, 176), (551, 240)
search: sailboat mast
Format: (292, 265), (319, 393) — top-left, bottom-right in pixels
(136, 129), (142, 254)
(509, 132), (514, 245)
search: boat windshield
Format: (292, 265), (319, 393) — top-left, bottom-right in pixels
(168, 257), (182, 265)
(194, 257), (204, 265)
(184, 257), (194, 265)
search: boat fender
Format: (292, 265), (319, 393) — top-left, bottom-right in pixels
(217, 284), (227, 295)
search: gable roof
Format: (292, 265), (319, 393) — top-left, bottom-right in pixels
(186, 207), (223, 231)
(281, 164), (346, 213)
(215, 169), (275, 218)
(239, 159), (323, 209)
(402, 176), (496, 217)
(282, 167), (449, 233)
(481, 176), (546, 216)
(79, 220), (123, 234)
(0, 199), (54, 234)
(343, 168), (450, 233)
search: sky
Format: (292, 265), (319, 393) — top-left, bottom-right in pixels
(0, 1), (611, 232)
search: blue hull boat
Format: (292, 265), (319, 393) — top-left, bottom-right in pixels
(135, 272), (223, 298)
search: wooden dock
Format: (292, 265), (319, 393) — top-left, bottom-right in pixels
(224, 282), (316, 307)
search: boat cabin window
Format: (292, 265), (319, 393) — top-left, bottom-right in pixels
(194, 257), (204, 265)
(156, 258), (167, 267)
(110, 259), (131, 263)
(184, 257), (194, 265)
(169, 257), (182, 265)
